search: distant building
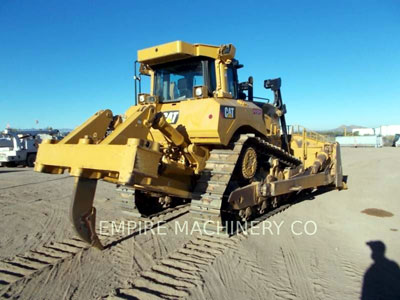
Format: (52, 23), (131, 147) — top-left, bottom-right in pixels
(352, 128), (375, 136)
(336, 136), (383, 148)
(374, 125), (400, 136)
(352, 125), (400, 136)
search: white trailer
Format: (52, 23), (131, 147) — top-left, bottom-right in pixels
(0, 129), (59, 167)
(335, 135), (383, 148)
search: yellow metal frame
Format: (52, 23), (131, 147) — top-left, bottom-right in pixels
(35, 138), (161, 183)
(138, 41), (222, 65)
(289, 125), (335, 168)
(34, 105), (162, 184)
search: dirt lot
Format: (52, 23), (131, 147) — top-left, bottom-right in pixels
(0, 148), (399, 300)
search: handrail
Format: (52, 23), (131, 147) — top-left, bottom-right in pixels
(287, 125), (334, 143)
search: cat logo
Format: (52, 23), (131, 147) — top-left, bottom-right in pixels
(221, 106), (235, 119)
(163, 111), (179, 124)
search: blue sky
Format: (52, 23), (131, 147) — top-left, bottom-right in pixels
(0, 0), (399, 130)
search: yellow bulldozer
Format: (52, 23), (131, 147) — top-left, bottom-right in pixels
(34, 41), (345, 249)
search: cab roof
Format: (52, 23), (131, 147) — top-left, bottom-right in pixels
(137, 41), (222, 65)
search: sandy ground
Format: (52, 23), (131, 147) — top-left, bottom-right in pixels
(0, 147), (399, 300)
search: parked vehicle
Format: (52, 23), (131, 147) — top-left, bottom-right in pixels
(393, 134), (400, 147)
(0, 128), (59, 167)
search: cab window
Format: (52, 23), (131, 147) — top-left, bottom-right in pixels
(153, 57), (215, 102)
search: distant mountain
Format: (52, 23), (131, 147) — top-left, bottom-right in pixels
(321, 125), (366, 133)
(337, 124), (366, 130)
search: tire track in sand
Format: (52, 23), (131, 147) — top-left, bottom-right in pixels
(0, 205), (190, 298)
(278, 237), (315, 300)
(110, 235), (238, 300)
(109, 204), (292, 299)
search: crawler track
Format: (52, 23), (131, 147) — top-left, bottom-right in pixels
(0, 204), (190, 298)
(190, 134), (301, 232)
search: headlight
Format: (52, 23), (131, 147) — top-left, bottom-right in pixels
(137, 93), (158, 105)
(147, 96), (156, 103)
(193, 86), (207, 99)
(195, 87), (203, 97)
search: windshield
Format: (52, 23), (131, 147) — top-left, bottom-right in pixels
(153, 57), (214, 103)
(0, 136), (13, 148)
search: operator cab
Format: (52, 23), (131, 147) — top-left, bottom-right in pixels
(136, 41), (276, 110)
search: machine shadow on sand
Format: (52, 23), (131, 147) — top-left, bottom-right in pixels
(361, 241), (400, 300)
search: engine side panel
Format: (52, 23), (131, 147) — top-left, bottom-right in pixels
(146, 98), (278, 146)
